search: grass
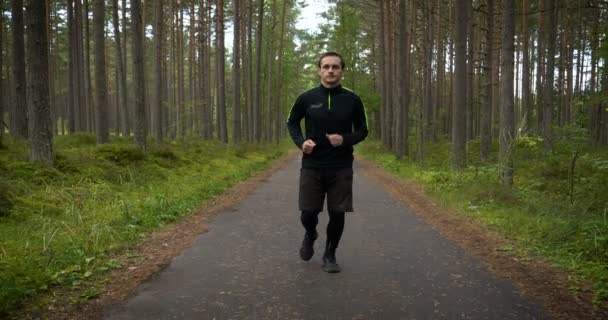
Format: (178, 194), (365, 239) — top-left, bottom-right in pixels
(0, 133), (291, 315)
(358, 129), (608, 303)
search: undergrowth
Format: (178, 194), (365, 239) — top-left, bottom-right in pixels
(359, 129), (608, 303)
(0, 133), (290, 315)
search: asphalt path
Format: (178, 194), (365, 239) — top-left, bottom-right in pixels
(104, 158), (547, 320)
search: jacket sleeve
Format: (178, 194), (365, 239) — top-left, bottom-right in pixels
(286, 95), (306, 149)
(342, 96), (369, 147)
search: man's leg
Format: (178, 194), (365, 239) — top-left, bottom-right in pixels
(322, 211), (345, 273)
(300, 210), (320, 261)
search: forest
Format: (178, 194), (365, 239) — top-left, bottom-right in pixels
(0, 0), (607, 316)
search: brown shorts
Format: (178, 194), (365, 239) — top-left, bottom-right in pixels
(299, 167), (354, 212)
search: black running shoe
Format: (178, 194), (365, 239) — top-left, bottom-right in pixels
(299, 231), (317, 261)
(322, 255), (341, 273)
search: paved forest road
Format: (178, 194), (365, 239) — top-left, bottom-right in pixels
(103, 158), (547, 320)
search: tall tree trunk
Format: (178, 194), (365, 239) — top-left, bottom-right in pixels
(122, 0), (130, 134)
(84, 0), (93, 132)
(112, 0), (129, 137)
(521, 0), (531, 134)
(153, 0), (163, 142)
(253, 0), (264, 142)
(216, 0), (227, 143)
(480, 0), (493, 161)
(265, 0), (277, 142)
(25, 0), (53, 163)
(199, 0), (210, 139)
(74, 0), (86, 131)
(466, 0), (474, 141)
(542, 0), (556, 151)
(93, 0), (108, 143)
(379, 0), (388, 146)
(500, 0), (515, 185)
(189, 0), (195, 135)
(132, 0), (147, 150)
(12, 0), (28, 139)
(423, 0), (433, 144)
(589, 0), (600, 143)
(452, 0), (468, 170)
(233, 0), (242, 144)
(397, 0), (410, 159)
(0, 7), (4, 147)
(535, 0), (544, 135)
(246, 0), (254, 142)
(67, 0), (76, 133)
(178, 4), (185, 138)
(274, 0), (288, 145)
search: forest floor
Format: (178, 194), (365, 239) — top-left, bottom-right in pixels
(13, 152), (608, 320)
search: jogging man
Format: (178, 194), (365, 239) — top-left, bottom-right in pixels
(286, 52), (368, 273)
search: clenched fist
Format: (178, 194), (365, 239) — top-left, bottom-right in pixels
(326, 134), (343, 147)
(302, 139), (317, 154)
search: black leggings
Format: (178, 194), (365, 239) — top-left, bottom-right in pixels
(300, 210), (345, 249)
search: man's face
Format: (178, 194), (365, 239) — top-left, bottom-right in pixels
(317, 56), (343, 88)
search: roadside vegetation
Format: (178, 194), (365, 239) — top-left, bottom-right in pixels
(359, 127), (608, 304)
(0, 133), (289, 315)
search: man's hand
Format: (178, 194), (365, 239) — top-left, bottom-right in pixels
(302, 139), (317, 154)
(326, 134), (343, 147)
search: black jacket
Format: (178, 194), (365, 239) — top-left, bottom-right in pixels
(286, 84), (368, 168)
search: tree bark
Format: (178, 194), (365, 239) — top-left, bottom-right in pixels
(480, 0), (493, 161)
(499, 0), (515, 185)
(543, 0), (556, 151)
(233, 0), (242, 144)
(396, 0), (410, 159)
(153, 0), (163, 142)
(265, 0), (278, 142)
(112, 0), (129, 137)
(131, 0), (147, 150)
(535, 0), (544, 135)
(521, 0), (531, 134)
(253, 0), (264, 143)
(93, 0), (108, 143)
(25, 0), (53, 163)
(0, 7), (4, 146)
(216, 0), (227, 143)
(452, 0), (468, 170)
(12, 0), (28, 139)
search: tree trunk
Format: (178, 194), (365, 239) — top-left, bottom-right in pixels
(396, 0), (410, 159)
(131, 0), (147, 150)
(499, 0), (515, 185)
(0, 7), (4, 147)
(178, 4), (184, 138)
(216, 0), (227, 143)
(543, 0), (556, 151)
(153, 0), (163, 142)
(12, 0), (28, 139)
(535, 0), (544, 135)
(275, 0), (288, 145)
(84, 0), (93, 132)
(233, 0), (242, 144)
(480, 0), (493, 161)
(452, 0), (468, 170)
(74, 0), (86, 132)
(521, 0), (531, 134)
(253, 0), (264, 143)
(265, 0), (278, 142)
(122, 0), (130, 134)
(112, 0), (129, 137)
(423, 0), (433, 144)
(466, 0), (474, 141)
(25, 0), (53, 163)
(93, 0), (108, 143)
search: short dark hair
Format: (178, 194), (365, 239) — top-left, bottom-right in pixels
(317, 52), (345, 70)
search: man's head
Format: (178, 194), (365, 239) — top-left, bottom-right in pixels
(317, 52), (344, 88)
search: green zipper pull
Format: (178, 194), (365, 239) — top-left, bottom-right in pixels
(328, 93), (331, 111)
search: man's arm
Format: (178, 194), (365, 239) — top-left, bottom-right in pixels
(286, 95), (306, 149)
(341, 96), (369, 147)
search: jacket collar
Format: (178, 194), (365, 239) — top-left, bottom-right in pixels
(319, 84), (342, 94)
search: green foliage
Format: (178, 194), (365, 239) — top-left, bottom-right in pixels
(359, 133), (608, 302)
(0, 134), (290, 315)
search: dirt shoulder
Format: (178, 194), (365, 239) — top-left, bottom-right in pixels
(358, 159), (608, 320)
(14, 152), (299, 320)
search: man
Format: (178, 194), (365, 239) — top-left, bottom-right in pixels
(286, 52), (368, 273)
